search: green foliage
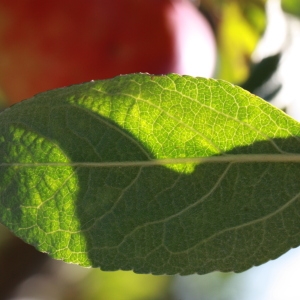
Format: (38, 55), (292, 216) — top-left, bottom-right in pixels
(282, 0), (300, 17)
(81, 270), (170, 300)
(1, 73), (300, 275)
(201, 0), (266, 82)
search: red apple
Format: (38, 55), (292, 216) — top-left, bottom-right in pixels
(0, 0), (216, 104)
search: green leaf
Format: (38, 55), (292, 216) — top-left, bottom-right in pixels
(216, 0), (266, 83)
(282, 0), (300, 17)
(1, 73), (300, 275)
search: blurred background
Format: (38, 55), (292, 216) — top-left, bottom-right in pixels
(1, 0), (300, 299)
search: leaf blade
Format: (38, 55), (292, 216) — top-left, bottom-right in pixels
(1, 74), (300, 274)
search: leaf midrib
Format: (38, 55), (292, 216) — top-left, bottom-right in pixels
(1, 153), (300, 168)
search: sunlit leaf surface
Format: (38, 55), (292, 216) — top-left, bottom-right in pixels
(1, 73), (300, 275)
